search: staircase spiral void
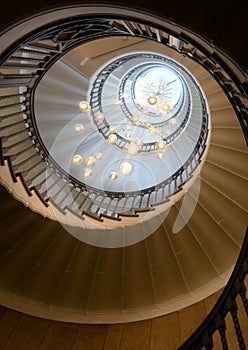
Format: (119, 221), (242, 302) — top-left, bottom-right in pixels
(0, 8), (247, 329)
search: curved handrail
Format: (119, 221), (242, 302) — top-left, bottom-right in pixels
(178, 227), (248, 350)
(0, 15), (247, 221)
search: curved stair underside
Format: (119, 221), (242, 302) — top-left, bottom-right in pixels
(0, 26), (247, 323)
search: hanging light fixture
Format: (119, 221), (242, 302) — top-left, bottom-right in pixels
(151, 82), (159, 92)
(169, 118), (177, 125)
(161, 102), (171, 113)
(74, 123), (84, 133)
(127, 142), (139, 155)
(132, 114), (140, 123)
(95, 152), (103, 160)
(109, 171), (118, 180)
(114, 99), (122, 106)
(85, 156), (96, 167)
(157, 152), (164, 159)
(96, 112), (105, 121)
(78, 100), (89, 112)
(108, 134), (117, 144)
(156, 101), (163, 110)
(120, 162), (132, 175)
(109, 125), (117, 133)
(135, 138), (143, 146)
(147, 95), (158, 106)
(72, 154), (83, 165)
(148, 126), (158, 135)
(156, 140), (167, 152)
(84, 168), (93, 178)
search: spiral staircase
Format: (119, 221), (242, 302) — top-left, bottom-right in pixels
(0, 2), (247, 349)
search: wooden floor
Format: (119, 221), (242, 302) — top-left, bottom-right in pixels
(0, 281), (247, 350)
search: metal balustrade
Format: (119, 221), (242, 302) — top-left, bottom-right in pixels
(0, 16), (247, 223)
(89, 53), (206, 182)
(0, 12), (247, 347)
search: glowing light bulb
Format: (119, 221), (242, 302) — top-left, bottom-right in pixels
(84, 168), (93, 178)
(95, 152), (103, 160)
(169, 118), (177, 125)
(109, 172), (118, 180)
(132, 114), (140, 123)
(85, 156), (96, 167)
(135, 138), (143, 146)
(148, 127), (158, 135)
(156, 140), (167, 152)
(74, 123), (84, 133)
(156, 101), (163, 110)
(162, 103), (171, 113)
(72, 154), (82, 165)
(144, 121), (151, 128)
(108, 134), (117, 144)
(147, 95), (158, 106)
(125, 131), (132, 138)
(120, 162), (132, 175)
(114, 99), (122, 106)
(127, 142), (139, 155)
(157, 152), (164, 159)
(78, 100), (89, 112)
(96, 112), (105, 121)
(109, 125), (117, 133)
(151, 82), (159, 91)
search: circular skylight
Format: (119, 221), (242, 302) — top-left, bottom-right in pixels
(133, 65), (181, 116)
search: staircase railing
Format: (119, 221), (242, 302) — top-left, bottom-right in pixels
(178, 227), (248, 350)
(1, 16), (247, 222)
(0, 17), (210, 222)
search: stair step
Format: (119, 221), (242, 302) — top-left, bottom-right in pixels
(201, 161), (248, 210)
(211, 108), (241, 128)
(3, 138), (32, 155)
(210, 127), (247, 152)
(207, 145), (248, 179)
